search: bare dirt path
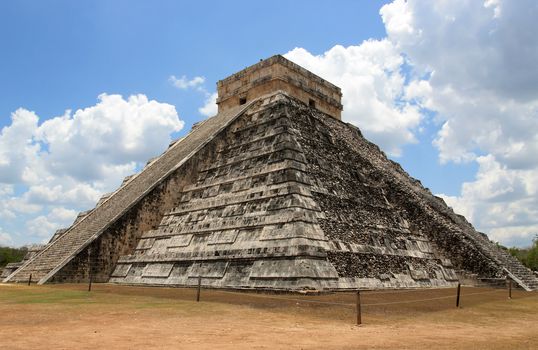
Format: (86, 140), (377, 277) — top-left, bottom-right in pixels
(1, 284), (537, 349)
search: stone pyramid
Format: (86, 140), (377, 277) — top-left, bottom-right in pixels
(4, 56), (537, 291)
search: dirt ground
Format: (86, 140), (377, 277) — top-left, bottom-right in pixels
(1, 283), (537, 349)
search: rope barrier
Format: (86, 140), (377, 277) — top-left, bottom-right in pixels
(215, 288), (507, 308)
(362, 289), (504, 306)
(218, 290), (355, 307)
(30, 277), (526, 311)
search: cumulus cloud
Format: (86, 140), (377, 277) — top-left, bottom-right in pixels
(381, 0), (538, 246)
(36, 94), (183, 181)
(168, 74), (218, 117)
(168, 75), (205, 90)
(0, 94), (184, 245)
(198, 92), (218, 117)
(0, 108), (40, 183)
(381, 0), (538, 165)
(0, 229), (13, 246)
(440, 155), (538, 246)
(0, 184), (13, 197)
(285, 40), (423, 156)
(26, 207), (78, 240)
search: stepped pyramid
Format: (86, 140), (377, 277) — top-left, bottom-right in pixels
(4, 55), (537, 291)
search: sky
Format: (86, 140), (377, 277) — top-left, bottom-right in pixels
(1, 0), (537, 248)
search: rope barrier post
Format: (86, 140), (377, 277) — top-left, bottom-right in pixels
(88, 270), (93, 292)
(456, 283), (461, 308)
(87, 248), (92, 292)
(508, 278), (512, 300)
(356, 290), (362, 326)
(27, 273), (32, 286)
(196, 275), (201, 302)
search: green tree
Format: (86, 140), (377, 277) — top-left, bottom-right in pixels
(0, 246), (28, 268)
(508, 235), (538, 271)
(525, 236), (538, 271)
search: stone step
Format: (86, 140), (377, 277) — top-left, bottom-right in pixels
(462, 231), (538, 290)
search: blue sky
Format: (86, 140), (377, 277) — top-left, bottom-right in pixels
(1, 1), (386, 127)
(1, 1), (537, 248)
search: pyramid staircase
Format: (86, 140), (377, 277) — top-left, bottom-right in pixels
(466, 230), (538, 291)
(3, 101), (256, 284)
(408, 178), (538, 291)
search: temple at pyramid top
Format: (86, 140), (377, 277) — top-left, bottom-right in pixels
(216, 55), (343, 119)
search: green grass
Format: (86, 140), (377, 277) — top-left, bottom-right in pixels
(0, 287), (98, 305)
(0, 284), (237, 317)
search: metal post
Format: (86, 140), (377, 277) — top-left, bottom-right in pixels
(508, 278), (512, 299)
(356, 290), (362, 325)
(196, 276), (202, 302)
(456, 283), (461, 308)
(28, 273), (32, 286)
(88, 270), (93, 292)
(88, 248), (92, 292)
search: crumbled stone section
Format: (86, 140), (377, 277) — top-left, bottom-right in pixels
(285, 97), (537, 291)
(3, 102), (254, 284)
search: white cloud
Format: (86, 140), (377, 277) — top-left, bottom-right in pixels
(49, 207), (78, 222)
(285, 41), (423, 156)
(0, 108), (40, 183)
(26, 216), (62, 239)
(35, 94), (183, 182)
(169, 75), (205, 90)
(381, 0), (538, 165)
(26, 207), (78, 241)
(381, 0), (538, 246)
(0, 184), (13, 197)
(0, 93), (184, 245)
(198, 92), (218, 117)
(439, 155), (538, 247)
(0, 229), (13, 246)
(168, 74), (218, 118)
(4, 198), (42, 215)
(0, 209), (16, 220)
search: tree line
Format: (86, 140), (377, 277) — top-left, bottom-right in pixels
(505, 235), (538, 271)
(0, 246), (28, 268)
